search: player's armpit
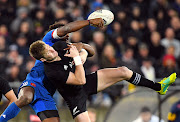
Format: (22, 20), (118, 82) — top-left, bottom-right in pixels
(66, 72), (86, 85)
(168, 112), (176, 121)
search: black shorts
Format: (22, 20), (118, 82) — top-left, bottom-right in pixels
(58, 71), (98, 118)
(37, 110), (59, 121)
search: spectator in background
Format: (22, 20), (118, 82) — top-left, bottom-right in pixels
(30, 0), (53, 26)
(137, 43), (153, 67)
(133, 106), (164, 122)
(127, 36), (139, 58)
(90, 31), (106, 65)
(78, 0), (90, 19)
(19, 59), (35, 80)
(157, 45), (180, 78)
(16, 35), (29, 60)
(168, 100), (180, 122)
(0, 50), (8, 76)
(128, 20), (143, 41)
(170, 16), (180, 40)
(0, 0), (16, 27)
(155, 9), (169, 36)
(141, 58), (156, 81)
(69, 7), (84, 21)
(143, 18), (158, 43)
(171, 0), (180, 15)
(7, 45), (23, 66)
(6, 65), (21, 83)
(119, 47), (140, 73)
(149, 31), (165, 67)
(90, 0), (109, 12)
(48, 0), (67, 14)
(111, 35), (125, 58)
(10, 7), (33, 34)
(0, 36), (8, 76)
(17, 21), (33, 45)
(161, 27), (180, 58)
(132, 0), (149, 19)
(149, 0), (169, 18)
(109, 0), (123, 16)
(70, 31), (82, 43)
(167, 7), (178, 19)
(33, 22), (44, 41)
(100, 43), (118, 68)
(0, 36), (8, 52)
(54, 9), (66, 22)
(111, 21), (123, 39)
(0, 24), (11, 44)
(17, 0), (32, 8)
(116, 10), (130, 33)
(33, 9), (47, 31)
(130, 5), (144, 22)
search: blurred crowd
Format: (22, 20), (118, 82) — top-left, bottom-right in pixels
(0, 0), (180, 106)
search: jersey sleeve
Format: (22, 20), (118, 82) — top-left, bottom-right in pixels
(0, 77), (12, 95)
(42, 29), (63, 46)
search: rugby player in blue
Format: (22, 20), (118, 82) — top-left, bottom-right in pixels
(0, 18), (104, 122)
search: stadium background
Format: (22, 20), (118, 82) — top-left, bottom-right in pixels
(0, 0), (180, 121)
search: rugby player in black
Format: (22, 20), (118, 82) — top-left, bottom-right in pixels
(29, 22), (177, 122)
(0, 77), (17, 115)
(29, 39), (177, 122)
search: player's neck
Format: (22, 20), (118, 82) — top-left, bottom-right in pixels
(46, 56), (61, 63)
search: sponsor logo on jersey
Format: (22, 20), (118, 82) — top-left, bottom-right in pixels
(69, 62), (73, 68)
(31, 83), (36, 87)
(64, 65), (68, 70)
(73, 106), (80, 115)
(21, 81), (28, 88)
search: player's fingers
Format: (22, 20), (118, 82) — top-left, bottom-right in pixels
(71, 45), (76, 49)
(64, 47), (71, 50)
(64, 53), (71, 57)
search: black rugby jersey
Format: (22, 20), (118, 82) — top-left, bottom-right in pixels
(0, 76), (12, 101)
(44, 41), (83, 94)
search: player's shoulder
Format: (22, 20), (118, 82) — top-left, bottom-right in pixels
(42, 30), (54, 40)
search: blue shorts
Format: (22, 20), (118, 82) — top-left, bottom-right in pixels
(19, 80), (57, 114)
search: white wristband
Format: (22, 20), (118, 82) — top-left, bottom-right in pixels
(81, 49), (88, 55)
(73, 56), (82, 66)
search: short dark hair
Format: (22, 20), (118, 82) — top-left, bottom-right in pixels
(29, 40), (46, 60)
(48, 21), (65, 31)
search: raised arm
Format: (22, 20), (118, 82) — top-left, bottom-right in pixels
(57, 18), (104, 37)
(65, 45), (86, 85)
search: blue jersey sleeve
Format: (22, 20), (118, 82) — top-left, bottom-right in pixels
(42, 30), (61, 46)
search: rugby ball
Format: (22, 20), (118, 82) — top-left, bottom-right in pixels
(88, 9), (114, 26)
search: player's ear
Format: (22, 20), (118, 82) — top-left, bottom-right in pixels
(40, 58), (46, 62)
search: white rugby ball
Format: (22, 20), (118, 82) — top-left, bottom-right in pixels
(88, 9), (114, 26)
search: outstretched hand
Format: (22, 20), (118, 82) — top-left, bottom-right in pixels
(89, 18), (104, 28)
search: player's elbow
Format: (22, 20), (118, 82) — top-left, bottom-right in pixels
(88, 49), (95, 57)
(78, 78), (86, 85)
